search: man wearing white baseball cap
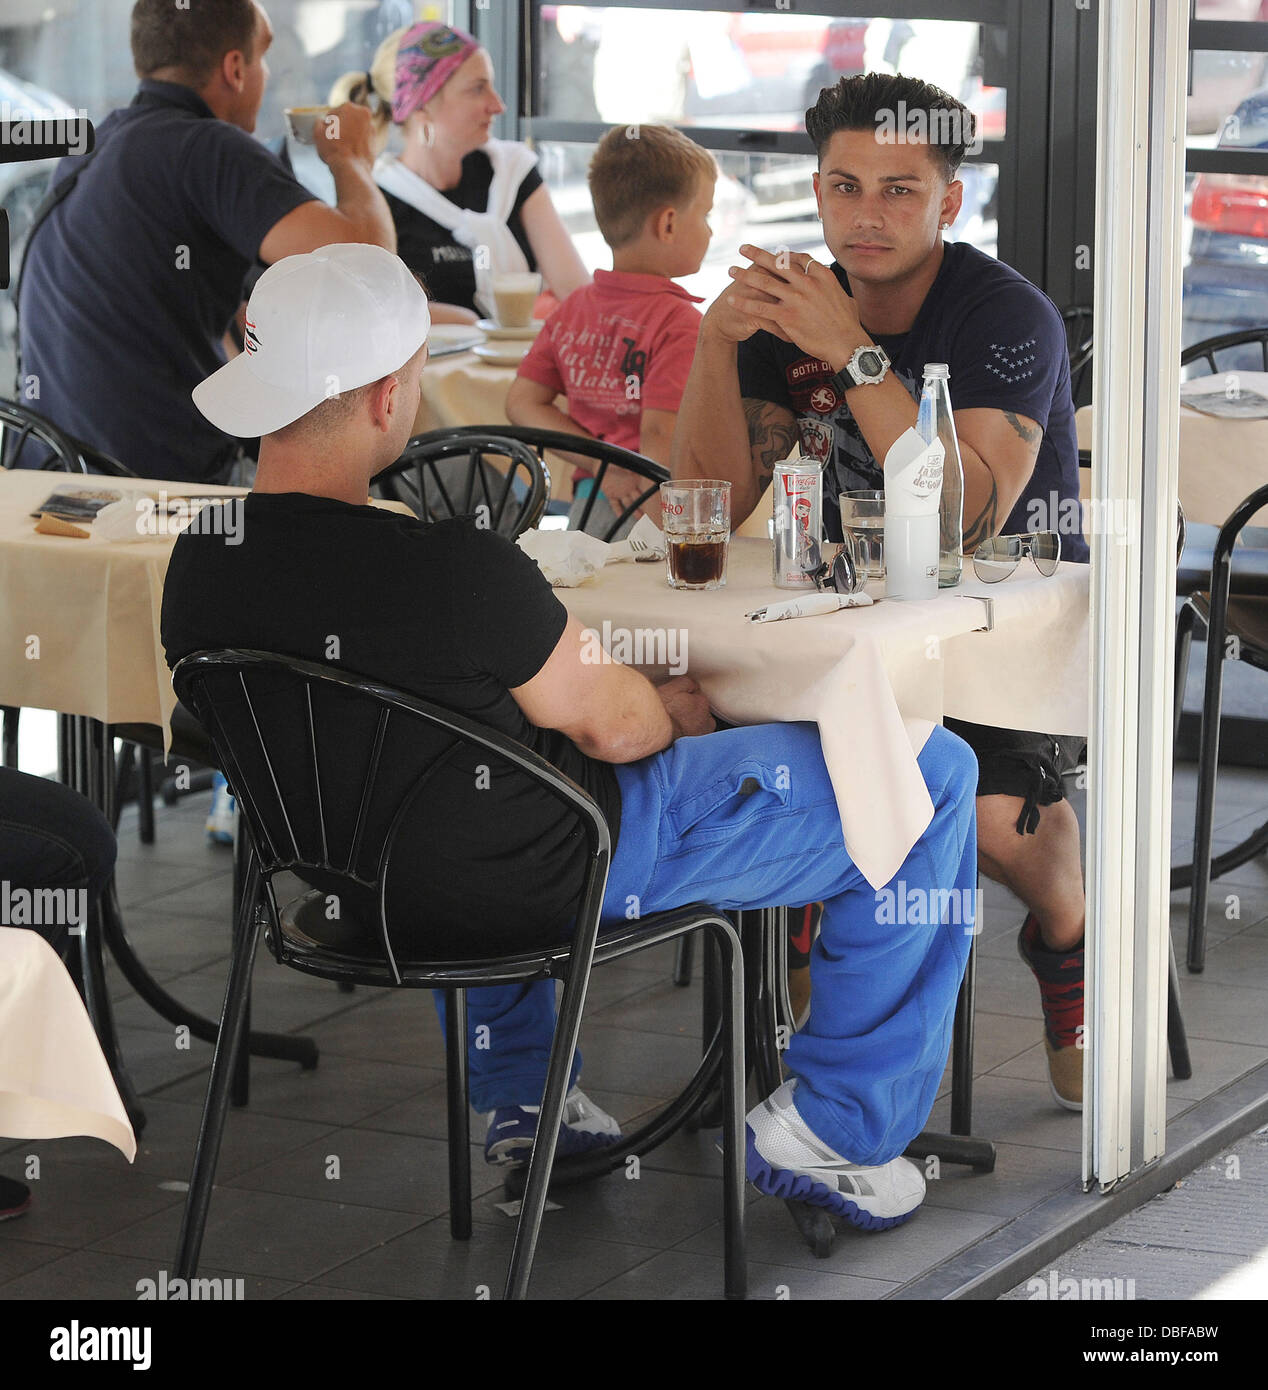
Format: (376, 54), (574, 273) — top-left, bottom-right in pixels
(162, 241), (978, 1228)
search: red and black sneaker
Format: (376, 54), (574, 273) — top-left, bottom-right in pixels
(787, 902), (821, 1027)
(0, 1175), (32, 1221)
(1017, 913), (1084, 1111)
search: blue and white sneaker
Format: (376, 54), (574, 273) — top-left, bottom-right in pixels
(484, 1086), (621, 1168)
(205, 772), (236, 846)
(745, 1079), (925, 1231)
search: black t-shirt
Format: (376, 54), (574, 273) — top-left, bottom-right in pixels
(18, 81), (313, 483)
(160, 494), (621, 954)
(382, 148), (541, 311)
(738, 242), (1089, 562)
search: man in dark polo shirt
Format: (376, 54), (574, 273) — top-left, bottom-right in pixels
(17, 0), (396, 483)
(672, 73), (1088, 1112)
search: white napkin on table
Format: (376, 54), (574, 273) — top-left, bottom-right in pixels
(517, 515), (665, 587)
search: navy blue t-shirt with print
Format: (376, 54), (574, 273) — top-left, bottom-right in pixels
(18, 81), (314, 482)
(737, 241), (1088, 561)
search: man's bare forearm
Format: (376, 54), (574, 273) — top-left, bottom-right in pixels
(670, 327), (761, 520)
(328, 157), (396, 251)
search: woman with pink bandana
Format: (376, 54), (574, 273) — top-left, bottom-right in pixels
(332, 21), (589, 324)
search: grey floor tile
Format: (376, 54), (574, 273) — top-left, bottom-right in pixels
(919, 1139), (1079, 1217)
(0, 1247), (290, 1300)
(582, 1248), (895, 1301)
(966, 1010), (1045, 1073)
(1173, 979), (1268, 1047)
(41, 1096), (338, 1183)
(1187, 931), (1268, 990)
(113, 861), (229, 912)
(305, 993), (450, 1068)
(466, 1162), (724, 1251)
(312, 1215), (651, 1299)
(0, 1236), (75, 1285)
(278, 1282), (408, 1300)
(90, 1186), (424, 1283)
(106, 1024), (216, 1096)
(924, 1076), (1085, 1152)
(0, 1154), (183, 1249)
(107, 904), (232, 978)
(160, 1054), (442, 1128)
(223, 1125), (502, 1216)
(585, 977), (704, 1038)
(1163, 1036), (1268, 1100)
(563, 1025), (708, 1100)
(679, 1194), (1000, 1283)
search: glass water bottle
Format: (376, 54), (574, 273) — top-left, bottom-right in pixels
(917, 363), (964, 587)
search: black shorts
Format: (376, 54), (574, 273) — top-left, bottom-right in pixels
(943, 718), (1086, 835)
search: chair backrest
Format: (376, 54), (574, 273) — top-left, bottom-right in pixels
(1061, 305), (1094, 408)
(172, 649), (610, 983)
(417, 424), (669, 541)
(0, 398), (136, 476)
(371, 433), (548, 538)
(1180, 327), (1268, 378)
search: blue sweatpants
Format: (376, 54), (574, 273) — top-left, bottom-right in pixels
(449, 723), (977, 1164)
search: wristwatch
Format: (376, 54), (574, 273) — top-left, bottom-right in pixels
(832, 343), (890, 393)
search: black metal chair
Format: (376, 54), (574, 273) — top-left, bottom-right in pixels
(371, 432), (549, 537)
(170, 649), (746, 1301)
(1181, 481), (1268, 973)
(414, 424), (669, 541)
(0, 396), (135, 477)
(1061, 305), (1094, 409)
(1180, 325), (1268, 378)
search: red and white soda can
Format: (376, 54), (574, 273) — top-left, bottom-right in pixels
(772, 459), (823, 589)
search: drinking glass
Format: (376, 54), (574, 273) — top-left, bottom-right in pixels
(659, 480), (731, 590)
(839, 490), (886, 580)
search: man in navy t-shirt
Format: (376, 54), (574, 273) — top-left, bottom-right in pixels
(672, 72), (1088, 1112)
(17, 0), (396, 483)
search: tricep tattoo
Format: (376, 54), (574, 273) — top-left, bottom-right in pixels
(743, 398), (799, 496)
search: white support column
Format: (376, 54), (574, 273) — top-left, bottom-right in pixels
(1084, 0), (1189, 1189)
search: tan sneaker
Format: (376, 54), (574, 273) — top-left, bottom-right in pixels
(1018, 914), (1084, 1111)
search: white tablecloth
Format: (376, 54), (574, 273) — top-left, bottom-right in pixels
(559, 539), (1090, 888)
(0, 931), (135, 1159)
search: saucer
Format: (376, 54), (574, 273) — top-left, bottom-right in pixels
(475, 318), (543, 341)
(472, 341), (533, 367)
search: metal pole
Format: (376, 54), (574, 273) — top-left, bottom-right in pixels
(1085, 0), (1188, 1189)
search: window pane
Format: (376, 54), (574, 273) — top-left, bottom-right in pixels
(1194, 0), (1268, 18)
(1188, 50), (1268, 140)
(536, 8), (1006, 142)
(538, 139), (998, 311)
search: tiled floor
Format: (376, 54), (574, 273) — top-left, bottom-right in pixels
(2, 760), (1266, 1300)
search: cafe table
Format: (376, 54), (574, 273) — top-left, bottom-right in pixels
(0, 469), (403, 1130)
(0, 929), (135, 1161)
(557, 537), (1091, 890)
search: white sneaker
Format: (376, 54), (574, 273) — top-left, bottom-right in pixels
(205, 773), (236, 846)
(746, 1080), (925, 1230)
(484, 1086), (621, 1167)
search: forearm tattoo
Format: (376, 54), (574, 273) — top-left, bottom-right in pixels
(743, 398), (799, 498)
(961, 470), (1000, 552)
(1003, 411), (1042, 448)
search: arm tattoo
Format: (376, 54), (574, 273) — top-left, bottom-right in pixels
(1003, 411), (1042, 450)
(742, 398), (799, 498)
(961, 468), (1000, 552)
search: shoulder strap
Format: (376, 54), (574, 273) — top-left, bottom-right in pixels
(12, 145), (103, 391)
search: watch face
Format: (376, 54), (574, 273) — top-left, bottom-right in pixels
(857, 350), (883, 378)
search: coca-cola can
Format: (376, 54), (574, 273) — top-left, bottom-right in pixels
(772, 459), (823, 588)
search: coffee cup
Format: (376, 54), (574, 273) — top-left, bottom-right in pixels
(285, 107), (331, 145)
(491, 272), (542, 329)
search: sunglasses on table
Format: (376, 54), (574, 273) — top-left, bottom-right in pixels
(799, 537), (866, 595)
(972, 531), (1061, 583)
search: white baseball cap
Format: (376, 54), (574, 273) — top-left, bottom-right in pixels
(193, 243), (431, 438)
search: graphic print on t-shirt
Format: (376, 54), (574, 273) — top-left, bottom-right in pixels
(788, 353), (919, 493)
(554, 313), (649, 422)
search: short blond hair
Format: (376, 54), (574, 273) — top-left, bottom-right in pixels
(588, 124), (717, 250)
